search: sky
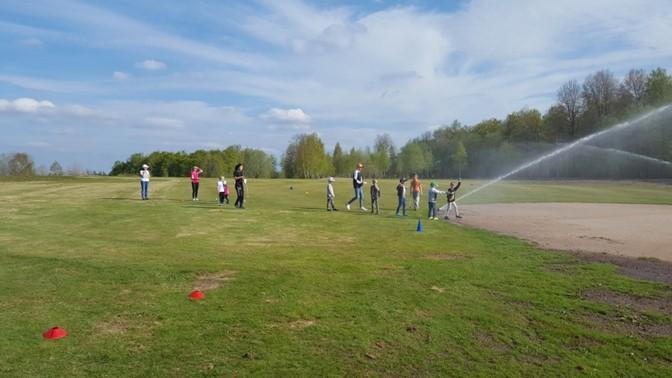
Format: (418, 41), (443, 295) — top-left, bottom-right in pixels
(1, 0), (672, 171)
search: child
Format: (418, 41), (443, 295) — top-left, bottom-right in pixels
(370, 179), (381, 215)
(326, 177), (338, 211)
(427, 182), (446, 220)
(410, 174), (422, 211)
(217, 177), (230, 206)
(396, 178), (407, 216)
(444, 181), (462, 219)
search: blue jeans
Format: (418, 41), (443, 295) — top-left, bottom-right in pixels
(140, 181), (149, 199)
(428, 202), (437, 218)
(396, 196), (406, 215)
(347, 186), (364, 208)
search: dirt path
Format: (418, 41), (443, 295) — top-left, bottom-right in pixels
(455, 203), (672, 262)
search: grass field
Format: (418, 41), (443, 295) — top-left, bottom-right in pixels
(1, 177), (671, 377)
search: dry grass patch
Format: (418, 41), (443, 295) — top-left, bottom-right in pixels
(287, 319), (316, 330)
(194, 271), (236, 291)
(583, 288), (672, 315)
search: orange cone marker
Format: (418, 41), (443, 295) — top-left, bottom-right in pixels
(189, 290), (205, 300)
(43, 326), (68, 340)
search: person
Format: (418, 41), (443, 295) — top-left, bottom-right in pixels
(445, 181), (463, 219)
(427, 182), (446, 220)
(190, 166), (203, 201)
(346, 163), (366, 211)
(410, 174), (422, 211)
(326, 177), (338, 211)
(217, 177), (230, 206)
(233, 163), (245, 208)
(395, 177), (407, 216)
(370, 179), (381, 215)
(139, 164), (150, 200)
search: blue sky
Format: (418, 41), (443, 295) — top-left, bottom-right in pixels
(1, 0), (671, 171)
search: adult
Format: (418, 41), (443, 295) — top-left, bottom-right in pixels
(233, 163), (245, 208)
(139, 164), (150, 200)
(346, 163), (367, 211)
(410, 173), (423, 211)
(190, 166), (203, 201)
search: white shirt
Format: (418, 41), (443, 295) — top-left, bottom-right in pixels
(140, 169), (150, 182)
(217, 180), (225, 193)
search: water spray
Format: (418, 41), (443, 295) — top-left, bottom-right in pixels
(458, 104), (672, 202)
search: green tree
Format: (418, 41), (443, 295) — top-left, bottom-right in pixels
(452, 141), (468, 178)
(332, 142), (346, 177)
(49, 161), (64, 176)
(398, 143), (432, 176)
(283, 133), (331, 178)
(645, 68), (672, 105)
(504, 108), (545, 142)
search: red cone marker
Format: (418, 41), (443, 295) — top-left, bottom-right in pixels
(189, 290), (205, 300)
(43, 326), (68, 340)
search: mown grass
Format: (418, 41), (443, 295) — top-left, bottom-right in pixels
(0, 177), (671, 377)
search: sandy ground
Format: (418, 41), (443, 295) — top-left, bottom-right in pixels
(453, 203), (672, 262)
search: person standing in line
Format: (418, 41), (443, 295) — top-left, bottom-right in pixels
(139, 164), (150, 200)
(326, 177), (338, 211)
(370, 179), (381, 215)
(410, 174), (422, 211)
(190, 166), (203, 201)
(427, 182), (446, 220)
(395, 177), (408, 216)
(346, 163), (366, 211)
(217, 176), (230, 206)
(444, 181), (463, 219)
(233, 163), (245, 209)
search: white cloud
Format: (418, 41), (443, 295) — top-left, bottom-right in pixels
(112, 71), (129, 80)
(18, 38), (43, 47)
(0, 98), (55, 113)
(261, 108), (312, 128)
(144, 117), (184, 129)
(136, 59), (167, 70)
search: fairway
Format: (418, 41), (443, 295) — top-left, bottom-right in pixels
(1, 177), (672, 376)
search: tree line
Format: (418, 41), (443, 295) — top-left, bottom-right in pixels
(109, 146), (278, 178)
(282, 66), (672, 179)
(0, 153), (102, 177)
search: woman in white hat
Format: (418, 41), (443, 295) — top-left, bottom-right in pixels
(139, 164), (150, 200)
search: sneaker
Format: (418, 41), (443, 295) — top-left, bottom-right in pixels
(360, 207), (368, 211)
(346, 203), (351, 210)
(333, 208), (339, 211)
(327, 209), (332, 211)
(456, 215), (463, 219)
(192, 198), (196, 201)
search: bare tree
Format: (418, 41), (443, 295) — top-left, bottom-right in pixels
(622, 69), (647, 104)
(582, 70), (618, 119)
(557, 80), (583, 137)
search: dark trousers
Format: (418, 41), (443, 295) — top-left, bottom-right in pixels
(219, 192), (229, 205)
(191, 182), (200, 199)
(396, 197), (406, 216)
(371, 198), (379, 214)
(235, 186), (245, 208)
